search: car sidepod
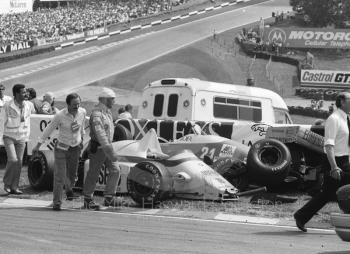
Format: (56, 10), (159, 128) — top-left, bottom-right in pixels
(164, 150), (238, 201)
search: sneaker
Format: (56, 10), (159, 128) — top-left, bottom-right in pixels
(4, 187), (11, 194)
(66, 190), (80, 201)
(10, 189), (23, 195)
(52, 204), (61, 211)
(104, 196), (124, 207)
(83, 198), (100, 211)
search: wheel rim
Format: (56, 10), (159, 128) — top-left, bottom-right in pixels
(132, 170), (156, 197)
(258, 146), (282, 166)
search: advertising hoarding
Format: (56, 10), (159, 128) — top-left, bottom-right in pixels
(300, 69), (350, 89)
(264, 27), (350, 49)
(0, 0), (33, 14)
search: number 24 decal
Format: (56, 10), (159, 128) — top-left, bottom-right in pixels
(200, 147), (216, 159)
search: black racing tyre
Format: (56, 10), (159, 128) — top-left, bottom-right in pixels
(211, 158), (249, 191)
(247, 138), (291, 186)
(337, 184), (350, 214)
(127, 161), (172, 206)
(28, 150), (54, 190)
(113, 123), (133, 142)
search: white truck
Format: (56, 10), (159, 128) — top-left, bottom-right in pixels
(138, 78), (293, 124)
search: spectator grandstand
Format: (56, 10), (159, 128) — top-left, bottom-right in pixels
(0, 0), (184, 47)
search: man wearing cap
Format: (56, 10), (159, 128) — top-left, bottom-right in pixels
(83, 87), (120, 210)
(0, 84), (12, 142)
(40, 92), (57, 114)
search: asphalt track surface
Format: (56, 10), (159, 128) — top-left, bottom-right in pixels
(2, 1), (347, 253)
(0, 0), (292, 99)
(0, 204), (348, 254)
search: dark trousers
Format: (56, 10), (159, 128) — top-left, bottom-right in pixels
(294, 156), (350, 224)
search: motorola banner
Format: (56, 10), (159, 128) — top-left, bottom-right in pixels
(263, 28), (350, 49)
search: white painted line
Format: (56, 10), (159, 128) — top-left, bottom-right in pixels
(61, 41), (74, 47)
(151, 20), (162, 25)
(171, 16), (181, 20)
(213, 6), (222, 10)
(221, 2), (229, 6)
(180, 15), (189, 19)
(229, 2), (237, 5)
(141, 24), (151, 29)
(2, 198), (52, 207)
(161, 19), (171, 24)
(205, 6), (214, 11)
(215, 213), (279, 225)
(136, 209), (161, 215)
(120, 29), (131, 34)
(131, 25), (142, 30)
(109, 30), (121, 36)
(98, 35), (110, 40)
(197, 10), (206, 14)
(86, 36), (98, 41)
(189, 11), (198, 15)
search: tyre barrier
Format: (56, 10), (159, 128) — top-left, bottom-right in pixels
(28, 150), (54, 190)
(127, 161), (172, 206)
(211, 157), (249, 191)
(295, 88), (340, 101)
(288, 106), (330, 119)
(246, 138), (291, 186)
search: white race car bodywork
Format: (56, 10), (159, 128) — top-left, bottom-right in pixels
(84, 129), (238, 203)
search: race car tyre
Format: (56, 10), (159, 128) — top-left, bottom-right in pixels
(113, 123), (133, 141)
(211, 158), (249, 191)
(337, 184), (350, 214)
(28, 150), (54, 190)
(127, 161), (172, 206)
(247, 138), (291, 186)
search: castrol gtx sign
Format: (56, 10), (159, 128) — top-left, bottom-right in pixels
(264, 28), (350, 49)
(301, 69), (350, 87)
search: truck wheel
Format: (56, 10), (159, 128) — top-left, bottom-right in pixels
(211, 158), (249, 191)
(113, 123), (133, 141)
(28, 150), (54, 190)
(247, 138), (291, 186)
(127, 161), (172, 206)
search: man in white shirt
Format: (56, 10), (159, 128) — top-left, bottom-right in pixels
(294, 92), (350, 232)
(0, 84), (12, 143)
(3, 84), (34, 194)
(32, 93), (86, 211)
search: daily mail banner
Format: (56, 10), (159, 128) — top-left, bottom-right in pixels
(301, 69), (350, 88)
(264, 28), (350, 49)
(0, 0), (33, 14)
(0, 41), (33, 54)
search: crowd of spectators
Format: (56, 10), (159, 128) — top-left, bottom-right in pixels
(0, 0), (187, 46)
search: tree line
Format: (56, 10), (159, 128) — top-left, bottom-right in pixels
(290, 0), (350, 28)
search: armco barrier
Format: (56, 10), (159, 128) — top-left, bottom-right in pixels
(0, 46), (55, 64)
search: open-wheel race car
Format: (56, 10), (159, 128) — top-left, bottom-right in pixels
(88, 129), (240, 205)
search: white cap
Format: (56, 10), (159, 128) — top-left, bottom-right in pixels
(98, 88), (116, 98)
(44, 92), (54, 100)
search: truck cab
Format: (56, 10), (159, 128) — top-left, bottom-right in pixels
(138, 78), (292, 124)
